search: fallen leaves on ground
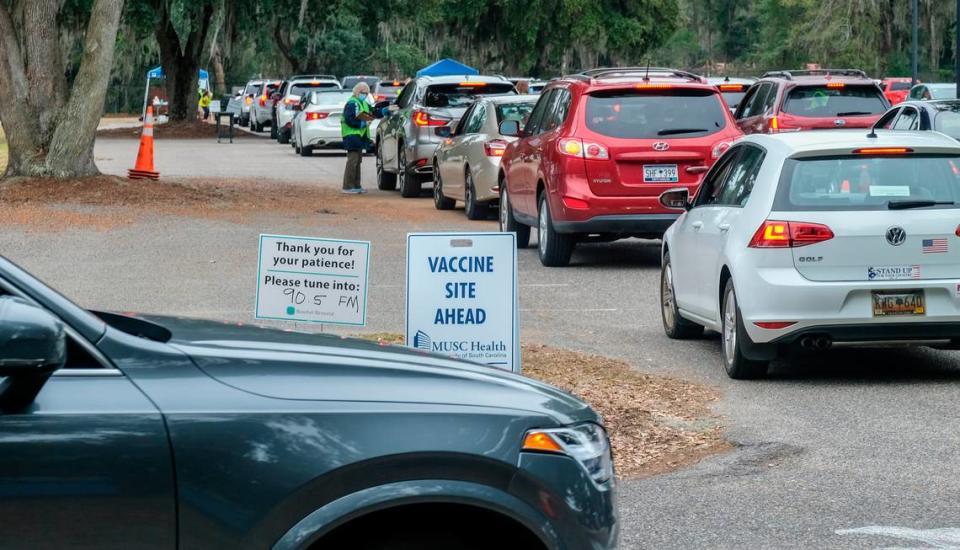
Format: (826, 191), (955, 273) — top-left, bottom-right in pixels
(361, 333), (728, 478)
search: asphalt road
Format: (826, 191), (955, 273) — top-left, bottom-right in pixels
(8, 133), (960, 549)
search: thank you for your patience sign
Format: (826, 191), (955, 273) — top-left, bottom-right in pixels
(406, 232), (520, 372)
(256, 234), (370, 326)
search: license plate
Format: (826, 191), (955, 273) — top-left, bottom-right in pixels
(872, 290), (925, 316)
(643, 164), (678, 183)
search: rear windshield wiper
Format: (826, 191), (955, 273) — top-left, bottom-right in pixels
(836, 111), (873, 116)
(887, 200), (956, 210)
(657, 128), (708, 136)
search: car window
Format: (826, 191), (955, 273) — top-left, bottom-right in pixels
(909, 86), (923, 99)
(464, 103), (487, 134)
(246, 82), (263, 96)
(495, 101), (536, 125)
(714, 146), (766, 207)
(892, 107), (919, 130)
(935, 110), (960, 140)
(585, 89), (728, 139)
(375, 81), (404, 100)
(524, 89), (555, 135)
(875, 107), (901, 129)
(774, 154), (960, 211)
(694, 148), (742, 207)
(454, 103), (477, 135)
(745, 83), (773, 118)
(395, 82), (415, 108)
(891, 82), (912, 91)
(311, 91), (353, 107)
(423, 83), (515, 108)
(782, 85), (887, 117)
(541, 89), (572, 133)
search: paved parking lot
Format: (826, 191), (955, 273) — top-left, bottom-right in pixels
(9, 134), (960, 548)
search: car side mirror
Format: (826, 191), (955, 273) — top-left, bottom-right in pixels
(499, 120), (522, 137)
(374, 100), (390, 111)
(659, 188), (690, 211)
(436, 126), (452, 138)
(0, 297), (66, 411)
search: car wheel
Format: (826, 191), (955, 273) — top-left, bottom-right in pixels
(499, 184), (530, 248)
(398, 145), (419, 198)
(463, 168), (485, 220)
(270, 121), (278, 139)
(300, 144), (312, 157)
(661, 252), (704, 339)
(278, 127), (290, 144)
(537, 193), (574, 267)
(433, 164), (455, 210)
(377, 143), (397, 190)
(721, 279), (769, 379)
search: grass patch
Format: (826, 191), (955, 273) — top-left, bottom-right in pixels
(359, 333), (728, 478)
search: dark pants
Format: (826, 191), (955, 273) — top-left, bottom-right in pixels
(202, 107), (210, 120)
(343, 150), (363, 190)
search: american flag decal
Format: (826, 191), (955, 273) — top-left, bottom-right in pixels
(922, 238), (948, 254)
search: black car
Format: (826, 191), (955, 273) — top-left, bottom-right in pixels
(873, 99), (960, 140)
(0, 256), (617, 549)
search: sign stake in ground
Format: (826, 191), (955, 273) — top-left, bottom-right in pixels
(405, 232), (520, 372)
(256, 234), (370, 326)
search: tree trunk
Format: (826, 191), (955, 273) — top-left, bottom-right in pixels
(153, 0), (214, 121)
(0, 0), (124, 179)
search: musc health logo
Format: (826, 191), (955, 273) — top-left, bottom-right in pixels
(413, 330), (432, 351)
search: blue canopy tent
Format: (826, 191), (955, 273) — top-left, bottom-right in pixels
(141, 66), (211, 119)
(415, 59), (478, 78)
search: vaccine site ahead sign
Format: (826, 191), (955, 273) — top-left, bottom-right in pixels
(406, 232), (520, 372)
(256, 234), (370, 326)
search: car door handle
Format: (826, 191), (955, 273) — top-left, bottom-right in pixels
(692, 221), (703, 230)
(718, 223), (730, 232)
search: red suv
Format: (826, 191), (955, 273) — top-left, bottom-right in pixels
(880, 77), (913, 105)
(497, 67), (742, 266)
(734, 69), (889, 135)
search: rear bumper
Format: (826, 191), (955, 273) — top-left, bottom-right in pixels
(552, 214), (679, 236)
(770, 322), (960, 344)
(302, 125), (342, 147)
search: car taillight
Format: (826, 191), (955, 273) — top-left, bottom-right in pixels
(283, 98), (298, 105)
(712, 141), (732, 159)
(484, 139), (508, 157)
(305, 112), (329, 121)
(558, 138), (608, 159)
(769, 116), (779, 132)
(259, 95), (267, 107)
(413, 110), (449, 127)
(245, 97), (253, 105)
(375, 95), (386, 101)
(749, 220), (834, 248)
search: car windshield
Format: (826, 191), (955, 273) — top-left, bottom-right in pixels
(890, 82), (912, 91)
(782, 85), (887, 117)
(584, 89), (727, 139)
(423, 83), (516, 108)
(775, 155), (960, 211)
(289, 81), (340, 98)
(495, 102), (536, 124)
(310, 91), (353, 107)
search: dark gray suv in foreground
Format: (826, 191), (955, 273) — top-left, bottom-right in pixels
(0, 256), (617, 549)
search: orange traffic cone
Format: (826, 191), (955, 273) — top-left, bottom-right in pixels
(128, 106), (160, 180)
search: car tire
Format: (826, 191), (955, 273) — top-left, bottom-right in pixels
(499, 184), (530, 248)
(377, 143), (397, 190)
(661, 252), (704, 339)
(433, 164), (455, 210)
(721, 279), (769, 379)
(270, 121), (278, 140)
(278, 128), (290, 144)
(398, 146), (419, 198)
(537, 194), (575, 267)
(300, 144), (312, 157)
(463, 168), (485, 220)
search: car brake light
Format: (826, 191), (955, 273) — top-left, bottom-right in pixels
(719, 84), (744, 91)
(634, 83), (673, 89)
(558, 138), (608, 159)
(754, 321), (797, 330)
(375, 95), (386, 101)
(712, 141), (732, 159)
(956, 224), (960, 237)
(305, 112), (329, 121)
(484, 139), (508, 157)
(413, 110), (449, 127)
(283, 98), (298, 105)
(259, 95), (267, 107)
(458, 82), (487, 87)
(826, 82), (845, 88)
(853, 147), (913, 155)
(749, 220), (834, 248)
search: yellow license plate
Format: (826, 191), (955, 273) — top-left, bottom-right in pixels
(872, 290), (925, 316)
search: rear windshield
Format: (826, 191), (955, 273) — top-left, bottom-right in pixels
(890, 82), (912, 91)
(343, 76), (379, 89)
(721, 91), (747, 109)
(264, 83), (280, 95)
(774, 155), (960, 211)
(376, 83), (403, 98)
(424, 83), (516, 108)
(310, 91), (352, 107)
(931, 87), (958, 99)
(245, 82), (263, 95)
(495, 102), (536, 124)
(584, 89), (728, 139)
(782, 85), (887, 117)
(289, 81), (340, 98)
(935, 110), (960, 140)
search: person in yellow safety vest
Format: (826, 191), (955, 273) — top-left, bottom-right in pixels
(199, 91), (212, 121)
(341, 82), (396, 194)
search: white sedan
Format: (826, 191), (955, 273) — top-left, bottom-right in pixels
(659, 130), (960, 378)
(291, 90), (353, 156)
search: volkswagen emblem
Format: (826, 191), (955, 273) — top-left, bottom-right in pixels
(885, 226), (906, 246)
(834, 119), (846, 127)
(652, 141), (670, 151)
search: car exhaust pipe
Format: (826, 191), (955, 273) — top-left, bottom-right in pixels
(800, 337), (815, 349)
(814, 337), (832, 350)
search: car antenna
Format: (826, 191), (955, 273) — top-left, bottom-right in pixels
(866, 127), (878, 138)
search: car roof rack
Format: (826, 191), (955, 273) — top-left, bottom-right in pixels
(565, 67), (705, 83)
(761, 69), (869, 80)
(289, 74), (338, 81)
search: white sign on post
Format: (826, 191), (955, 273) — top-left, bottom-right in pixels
(405, 232), (520, 372)
(256, 234), (370, 326)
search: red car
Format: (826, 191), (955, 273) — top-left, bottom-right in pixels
(881, 77), (914, 105)
(734, 69), (889, 135)
(497, 67), (743, 266)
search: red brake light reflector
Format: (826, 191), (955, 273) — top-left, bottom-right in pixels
(754, 321), (797, 330)
(749, 220), (834, 248)
(956, 225), (960, 237)
(305, 112), (329, 121)
(853, 147), (913, 155)
(562, 196), (590, 209)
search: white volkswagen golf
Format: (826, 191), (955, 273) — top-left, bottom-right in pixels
(659, 130), (960, 379)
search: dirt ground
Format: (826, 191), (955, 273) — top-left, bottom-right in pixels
(97, 119), (250, 140)
(362, 334), (727, 479)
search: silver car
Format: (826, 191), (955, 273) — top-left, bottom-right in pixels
(375, 75), (516, 197)
(238, 79), (265, 127)
(275, 75), (341, 144)
(433, 95), (538, 219)
(290, 90), (353, 156)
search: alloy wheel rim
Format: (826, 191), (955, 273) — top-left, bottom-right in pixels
(723, 289), (737, 365)
(539, 201), (548, 254)
(398, 148), (406, 186)
(662, 263), (676, 328)
(500, 189), (508, 230)
(376, 148), (383, 174)
(465, 173), (473, 208)
(434, 171), (442, 203)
